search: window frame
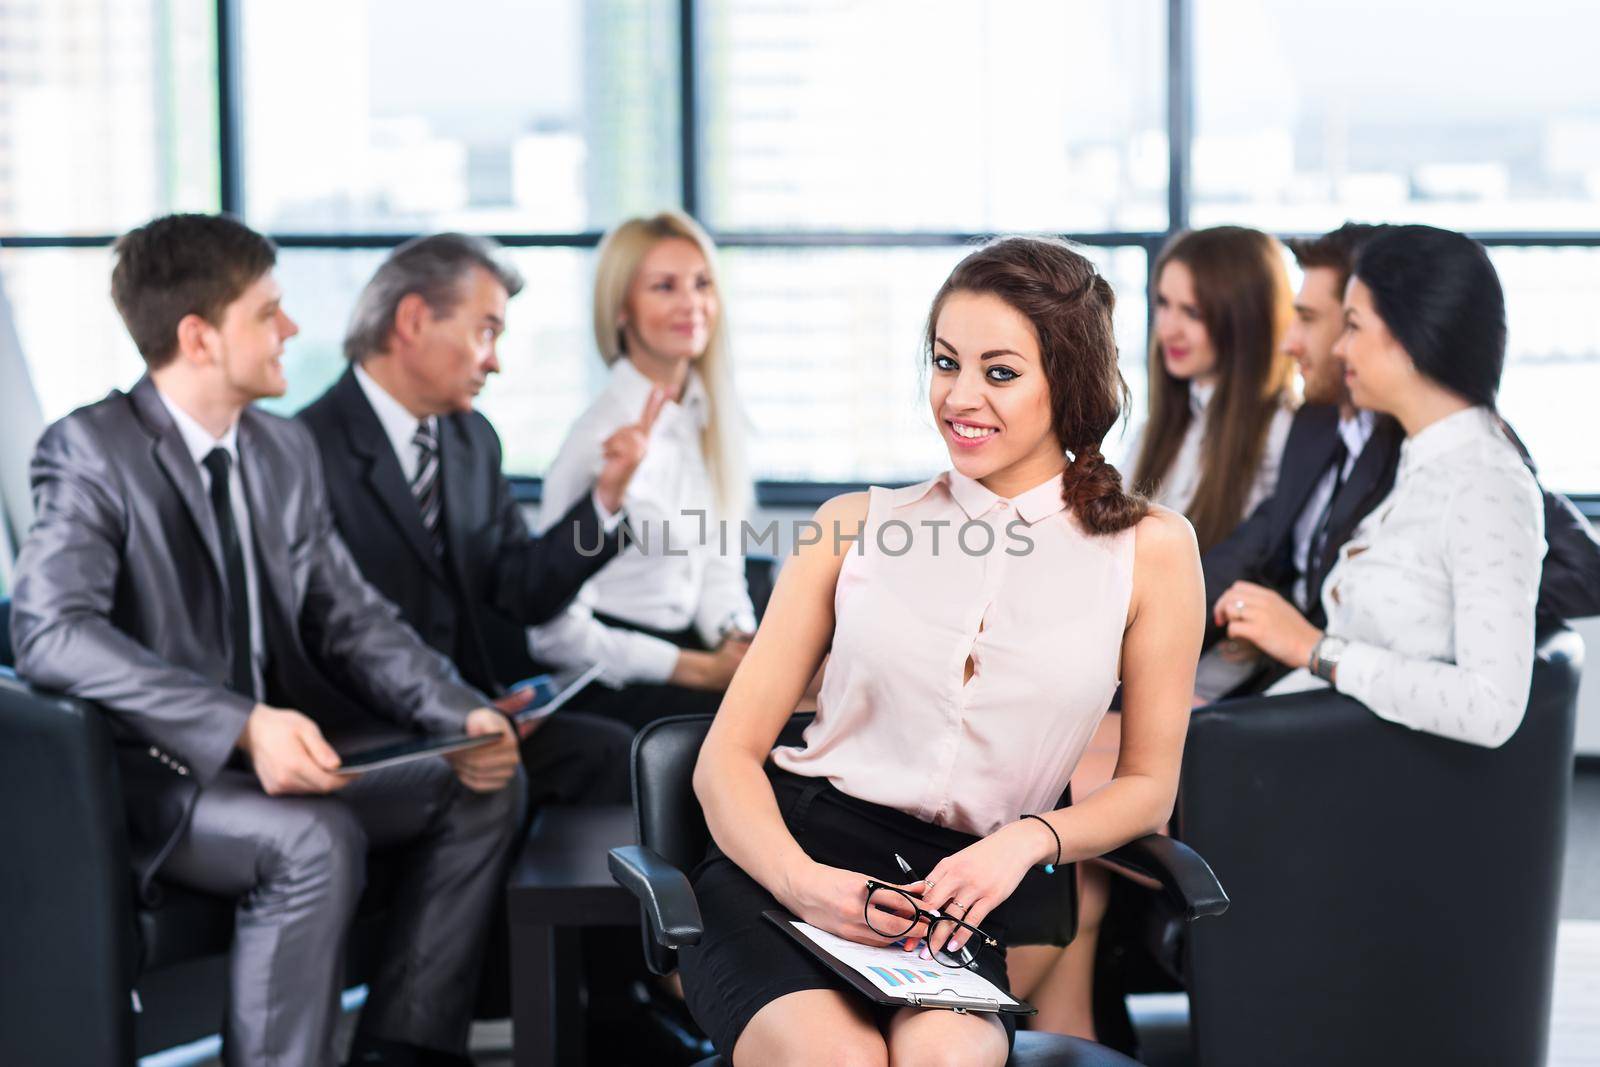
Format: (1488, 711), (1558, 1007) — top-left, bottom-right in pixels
(2, 0), (1596, 515)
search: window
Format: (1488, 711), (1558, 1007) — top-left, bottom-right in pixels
(1490, 245), (1600, 493)
(699, 0), (1168, 233)
(239, 0), (680, 233)
(725, 244), (1149, 481)
(1191, 0), (1600, 232)
(0, 247), (143, 421)
(0, 0), (217, 235)
(4, 0), (1599, 500)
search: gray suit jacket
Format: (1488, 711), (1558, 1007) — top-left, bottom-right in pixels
(10, 376), (488, 897)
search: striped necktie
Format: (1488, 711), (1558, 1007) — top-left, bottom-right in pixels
(411, 419), (444, 554)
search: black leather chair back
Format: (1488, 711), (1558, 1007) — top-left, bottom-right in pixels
(633, 711), (813, 878)
(1179, 627), (1582, 1067)
(0, 675), (137, 1065)
(743, 555), (777, 622)
(0, 596), (14, 668)
(630, 712), (812, 972)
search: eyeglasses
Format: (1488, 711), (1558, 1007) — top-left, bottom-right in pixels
(862, 880), (1002, 969)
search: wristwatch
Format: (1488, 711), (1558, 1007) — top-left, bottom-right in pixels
(1310, 635), (1348, 683)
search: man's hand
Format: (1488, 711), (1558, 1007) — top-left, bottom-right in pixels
(445, 708), (521, 792)
(493, 686), (546, 740)
(595, 386), (668, 513)
(238, 704), (348, 796)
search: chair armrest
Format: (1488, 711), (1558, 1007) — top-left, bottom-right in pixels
(608, 844), (703, 949)
(1100, 834), (1229, 922)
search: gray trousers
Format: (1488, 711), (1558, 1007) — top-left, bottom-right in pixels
(160, 758), (519, 1067)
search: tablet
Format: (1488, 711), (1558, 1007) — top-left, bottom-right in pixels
(507, 663), (605, 725)
(335, 732), (498, 775)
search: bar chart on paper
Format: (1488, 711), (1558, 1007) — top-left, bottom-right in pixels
(866, 965), (948, 988)
(783, 920), (1020, 1005)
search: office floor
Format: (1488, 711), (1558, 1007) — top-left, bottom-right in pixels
(160, 766), (1600, 1067)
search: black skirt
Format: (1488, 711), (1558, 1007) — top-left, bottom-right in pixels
(678, 765), (1070, 1057)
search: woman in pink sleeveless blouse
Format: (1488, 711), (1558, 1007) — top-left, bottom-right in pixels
(679, 237), (1205, 1066)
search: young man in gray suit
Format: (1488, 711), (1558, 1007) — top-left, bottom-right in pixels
(10, 214), (521, 1067)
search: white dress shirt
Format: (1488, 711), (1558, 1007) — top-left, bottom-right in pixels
(155, 389), (265, 698)
(528, 358), (756, 687)
(1267, 406), (1545, 748)
(354, 363), (436, 483)
(1136, 380), (1296, 518)
(1289, 409), (1378, 610)
(353, 362), (622, 529)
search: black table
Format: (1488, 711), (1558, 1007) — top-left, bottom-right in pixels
(505, 804), (639, 1067)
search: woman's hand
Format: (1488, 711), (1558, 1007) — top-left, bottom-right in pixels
(920, 821), (1049, 955)
(780, 861), (925, 948)
(1214, 580), (1323, 670)
(669, 635), (752, 691)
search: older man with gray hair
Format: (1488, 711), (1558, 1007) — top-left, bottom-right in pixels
(297, 235), (659, 823)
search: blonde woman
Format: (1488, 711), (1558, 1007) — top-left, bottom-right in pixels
(529, 211), (756, 730)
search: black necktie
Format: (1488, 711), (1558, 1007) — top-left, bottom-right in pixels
(1305, 439), (1351, 597)
(411, 420), (444, 555)
(202, 448), (255, 699)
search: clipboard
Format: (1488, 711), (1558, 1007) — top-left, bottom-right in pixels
(763, 911), (1035, 1016)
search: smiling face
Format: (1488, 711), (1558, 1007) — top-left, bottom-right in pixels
(1333, 277), (1415, 416)
(622, 237), (718, 369)
(1285, 265), (1350, 406)
(211, 270), (298, 401)
(1153, 259), (1219, 384)
(929, 290), (1062, 490)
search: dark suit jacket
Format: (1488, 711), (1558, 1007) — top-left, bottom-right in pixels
(10, 376), (488, 897)
(1203, 403), (1600, 657)
(1201, 405), (1403, 648)
(296, 367), (621, 695)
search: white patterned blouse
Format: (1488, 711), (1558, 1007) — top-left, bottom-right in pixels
(1268, 406), (1545, 748)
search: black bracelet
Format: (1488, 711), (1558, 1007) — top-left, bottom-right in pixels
(1020, 813), (1062, 874)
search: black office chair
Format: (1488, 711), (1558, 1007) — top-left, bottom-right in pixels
(1095, 625), (1584, 1067)
(608, 712), (1230, 1067)
(0, 596), (409, 1064)
(0, 593), (12, 669)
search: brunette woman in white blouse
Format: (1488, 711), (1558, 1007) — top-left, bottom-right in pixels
(680, 238), (1204, 1065)
(529, 211), (756, 730)
(1215, 225), (1544, 748)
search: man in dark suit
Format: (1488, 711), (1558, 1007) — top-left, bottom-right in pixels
(1203, 222), (1600, 696)
(10, 215), (521, 1067)
(297, 234), (655, 813)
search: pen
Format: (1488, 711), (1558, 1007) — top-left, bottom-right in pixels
(892, 853), (974, 967)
